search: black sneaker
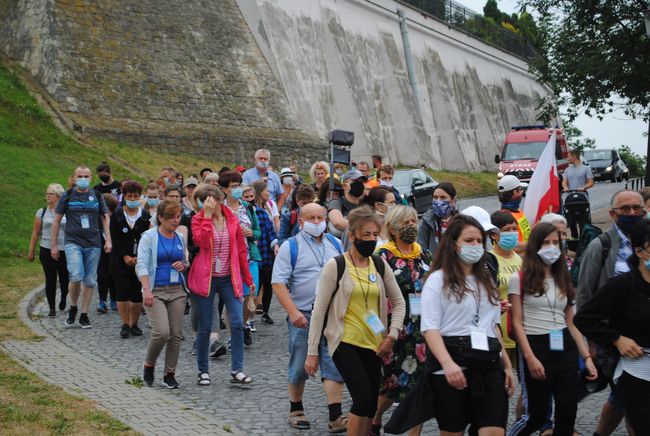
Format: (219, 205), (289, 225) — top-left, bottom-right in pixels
(78, 313), (92, 329)
(48, 309), (56, 318)
(261, 314), (274, 325)
(163, 373), (179, 389)
(209, 340), (227, 358)
(130, 324), (143, 336)
(58, 300), (66, 311)
(143, 365), (154, 386)
(65, 306), (78, 327)
(244, 327), (253, 346)
(120, 324), (130, 338)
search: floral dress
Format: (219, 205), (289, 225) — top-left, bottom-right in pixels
(376, 243), (433, 401)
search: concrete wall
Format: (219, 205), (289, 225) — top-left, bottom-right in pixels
(238, 0), (550, 171)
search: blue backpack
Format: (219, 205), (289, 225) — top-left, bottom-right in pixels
(289, 233), (344, 269)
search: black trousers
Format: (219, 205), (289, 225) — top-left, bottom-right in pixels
(97, 252), (116, 302)
(619, 371), (650, 434)
(332, 342), (381, 418)
(515, 331), (579, 436)
(260, 264), (273, 314)
(39, 246), (69, 310)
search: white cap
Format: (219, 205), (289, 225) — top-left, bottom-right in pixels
(461, 206), (498, 233)
(497, 175), (527, 192)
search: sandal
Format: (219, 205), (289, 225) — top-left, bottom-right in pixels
(230, 371), (253, 384)
(288, 410), (311, 430)
(329, 415), (348, 433)
(197, 372), (211, 386)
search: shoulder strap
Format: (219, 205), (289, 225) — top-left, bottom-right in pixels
(289, 237), (298, 269)
(598, 233), (611, 267)
(38, 207), (47, 235)
(63, 188), (74, 212)
(320, 254), (346, 336)
(371, 254), (386, 279)
(324, 233), (344, 254)
(290, 209), (298, 226)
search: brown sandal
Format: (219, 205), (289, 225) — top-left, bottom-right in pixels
(288, 410), (311, 430)
(328, 415), (348, 433)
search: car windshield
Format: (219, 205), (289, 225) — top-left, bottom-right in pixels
(502, 141), (547, 160)
(583, 150), (612, 161)
(393, 172), (411, 186)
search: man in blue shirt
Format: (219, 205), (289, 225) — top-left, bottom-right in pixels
(272, 203), (347, 433)
(242, 148), (283, 202)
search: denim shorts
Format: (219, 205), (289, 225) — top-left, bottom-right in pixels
(64, 243), (101, 288)
(287, 311), (343, 385)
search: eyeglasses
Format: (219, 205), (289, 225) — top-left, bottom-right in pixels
(46, 192), (57, 195)
(612, 205), (645, 214)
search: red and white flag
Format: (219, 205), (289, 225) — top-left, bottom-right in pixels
(523, 131), (560, 224)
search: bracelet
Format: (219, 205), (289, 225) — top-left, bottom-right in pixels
(583, 354), (592, 361)
(386, 336), (397, 342)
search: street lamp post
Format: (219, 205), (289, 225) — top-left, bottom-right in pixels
(643, 3), (650, 186)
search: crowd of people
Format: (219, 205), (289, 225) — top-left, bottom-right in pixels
(28, 149), (650, 435)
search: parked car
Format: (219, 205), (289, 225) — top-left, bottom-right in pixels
(583, 148), (628, 182)
(392, 169), (437, 215)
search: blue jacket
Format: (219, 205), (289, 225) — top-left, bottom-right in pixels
(136, 226), (189, 290)
(278, 208), (300, 246)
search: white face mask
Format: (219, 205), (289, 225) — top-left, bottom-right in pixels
(302, 220), (326, 237)
(379, 179), (393, 188)
(282, 177), (293, 186)
(537, 245), (562, 265)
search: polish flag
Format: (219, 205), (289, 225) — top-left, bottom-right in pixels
(523, 131), (560, 224)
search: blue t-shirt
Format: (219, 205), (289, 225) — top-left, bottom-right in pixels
(154, 231), (184, 287)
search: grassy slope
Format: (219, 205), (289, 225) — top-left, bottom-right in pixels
(0, 62), (226, 434)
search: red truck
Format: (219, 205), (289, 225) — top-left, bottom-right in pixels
(494, 125), (569, 183)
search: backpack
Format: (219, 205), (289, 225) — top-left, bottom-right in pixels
(571, 224), (611, 287)
(38, 206), (47, 235)
(289, 233), (344, 269)
(289, 209), (298, 226)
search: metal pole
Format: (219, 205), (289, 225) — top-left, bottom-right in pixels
(397, 8), (423, 116)
(645, 118), (650, 188)
(328, 141), (335, 202)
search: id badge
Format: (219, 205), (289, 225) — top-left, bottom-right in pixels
(470, 330), (489, 351)
(215, 258), (222, 273)
(80, 215), (90, 229)
(409, 295), (422, 316)
(170, 270), (179, 284)
(549, 329), (564, 351)
(365, 311), (385, 334)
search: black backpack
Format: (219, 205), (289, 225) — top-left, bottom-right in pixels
(571, 223), (611, 287)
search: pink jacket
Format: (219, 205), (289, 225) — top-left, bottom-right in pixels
(188, 205), (253, 298)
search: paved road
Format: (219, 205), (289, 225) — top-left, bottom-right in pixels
(459, 179), (628, 216)
(30, 291), (625, 435)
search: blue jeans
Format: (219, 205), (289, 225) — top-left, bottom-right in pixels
(64, 243), (101, 288)
(195, 276), (244, 373)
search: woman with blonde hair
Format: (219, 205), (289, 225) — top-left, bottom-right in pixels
(370, 205), (433, 436)
(310, 161), (330, 192)
(28, 183), (69, 316)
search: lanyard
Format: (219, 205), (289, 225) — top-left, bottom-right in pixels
(472, 289), (481, 327)
(300, 233), (325, 267)
(544, 281), (559, 327)
(350, 254), (373, 310)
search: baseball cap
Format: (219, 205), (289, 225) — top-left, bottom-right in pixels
(183, 177), (199, 188)
(461, 206), (498, 233)
(341, 169), (367, 182)
(497, 175), (527, 192)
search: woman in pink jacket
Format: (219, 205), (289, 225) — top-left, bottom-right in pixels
(188, 184), (255, 386)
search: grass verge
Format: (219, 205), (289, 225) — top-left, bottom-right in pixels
(426, 170), (497, 198)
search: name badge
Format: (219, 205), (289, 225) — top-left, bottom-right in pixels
(369, 274), (377, 283)
(470, 330), (489, 351)
(215, 258), (222, 273)
(365, 311), (385, 334)
(409, 295), (421, 316)
(80, 215), (90, 229)
(170, 270), (179, 283)
(549, 329), (564, 351)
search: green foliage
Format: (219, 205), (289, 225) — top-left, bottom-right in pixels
(564, 119), (595, 153)
(618, 145), (646, 177)
(522, 0), (650, 121)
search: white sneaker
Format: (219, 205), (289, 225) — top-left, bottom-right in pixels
(247, 320), (257, 332)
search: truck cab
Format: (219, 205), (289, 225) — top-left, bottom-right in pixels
(495, 125), (569, 183)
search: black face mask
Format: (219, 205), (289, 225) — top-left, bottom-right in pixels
(348, 181), (365, 198)
(354, 239), (377, 257)
(99, 174), (111, 183)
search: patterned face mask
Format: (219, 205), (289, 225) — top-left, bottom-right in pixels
(398, 225), (418, 244)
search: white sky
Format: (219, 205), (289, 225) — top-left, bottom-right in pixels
(456, 0), (648, 156)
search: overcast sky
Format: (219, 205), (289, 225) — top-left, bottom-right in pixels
(456, 0), (648, 156)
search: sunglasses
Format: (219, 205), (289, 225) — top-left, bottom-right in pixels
(612, 205), (645, 214)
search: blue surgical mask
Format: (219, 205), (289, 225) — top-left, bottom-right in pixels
(431, 200), (452, 218)
(197, 199), (204, 210)
(256, 161), (269, 169)
(125, 199), (141, 209)
(645, 258), (650, 270)
(498, 231), (519, 251)
(231, 187), (244, 200)
(457, 243), (484, 264)
(76, 178), (90, 189)
(146, 198), (160, 208)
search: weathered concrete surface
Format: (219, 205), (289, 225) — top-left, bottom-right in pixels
(238, 0), (550, 170)
(0, 0), (327, 166)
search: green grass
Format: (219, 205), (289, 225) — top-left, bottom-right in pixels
(426, 170), (497, 198)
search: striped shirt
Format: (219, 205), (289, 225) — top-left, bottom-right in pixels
(211, 223), (230, 277)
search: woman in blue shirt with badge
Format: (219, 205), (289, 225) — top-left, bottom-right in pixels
(508, 222), (597, 435)
(136, 199), (189, 389)
(370, 205), (432, 436)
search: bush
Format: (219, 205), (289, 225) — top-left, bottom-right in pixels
(618, 145), (646, 178)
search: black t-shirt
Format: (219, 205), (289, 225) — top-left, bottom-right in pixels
(94, 180), (121, 197)
(327, 196), (359, 218)
(55, 189), (108, 248)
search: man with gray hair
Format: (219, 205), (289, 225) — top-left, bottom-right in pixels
(242, 148), (282, 202)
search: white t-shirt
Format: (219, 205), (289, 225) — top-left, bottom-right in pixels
(508, 274), (568, 334)
(268, 199), (280, 218)
(421, 270), (501, 337)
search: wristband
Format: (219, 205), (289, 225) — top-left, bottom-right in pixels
(583, 354), (592, 361)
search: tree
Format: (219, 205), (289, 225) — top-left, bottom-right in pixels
(564, 120), (596, 153)
(521, 0), (650, 122)
(618, 145), (647, 177)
